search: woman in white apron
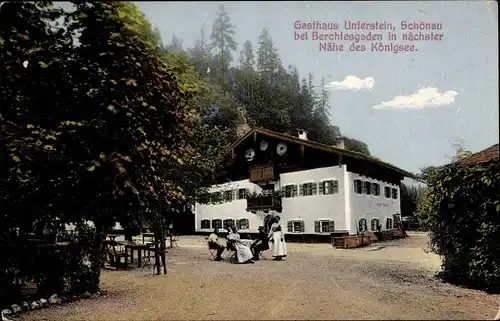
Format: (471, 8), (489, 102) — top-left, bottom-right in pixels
(268, 216), (287, 260)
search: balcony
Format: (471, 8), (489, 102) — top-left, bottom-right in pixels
(246, 192), (282, 212)
(249, 164), (275, 183)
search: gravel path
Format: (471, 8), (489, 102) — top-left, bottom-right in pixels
(18, 233), (499, 320)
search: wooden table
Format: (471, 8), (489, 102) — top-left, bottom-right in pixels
(106, 234), (122, 241)
(117, 241), (151, 268)
(142, 233), (155, 244)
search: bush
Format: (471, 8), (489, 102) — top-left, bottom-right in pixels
(419, 162), (500, 292)
(0, 225), (96, 308)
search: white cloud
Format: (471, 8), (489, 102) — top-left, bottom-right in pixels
(374, 87), (458, 110)
(324, 75), (375, 91)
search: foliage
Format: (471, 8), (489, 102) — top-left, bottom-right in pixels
(176, 4), (371, 155)
(417, 162), (500, 292)
(0, 225), (94, 308)
(400, 183), (426, 217)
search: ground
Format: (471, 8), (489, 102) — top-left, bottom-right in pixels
(18, 232), (499, 320)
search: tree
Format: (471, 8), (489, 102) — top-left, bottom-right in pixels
(256, 29), (281, 75)
(450, 138), (472, 161)
(344, 137), (370, 155)
(209, 4), (237, 84)
(239, 40), (254, 70)
(165, 34), (183, 53)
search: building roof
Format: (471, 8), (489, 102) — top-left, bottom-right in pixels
(228, 127), (416, 179)
(457, 143), (499, 165)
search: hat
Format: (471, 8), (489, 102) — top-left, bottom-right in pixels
(258, 226), (264, 230)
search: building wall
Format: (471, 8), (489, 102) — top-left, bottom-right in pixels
(346, 172), (401, 235)
(194, 166), (402, 236)
(194, 179), (264, 233)
(278, 165), (346, 234)
(194, 166), (347, 234)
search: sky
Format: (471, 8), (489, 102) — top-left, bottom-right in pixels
(135, 1), (498, 176)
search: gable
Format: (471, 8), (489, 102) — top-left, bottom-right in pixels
(227, 128), (415, 180)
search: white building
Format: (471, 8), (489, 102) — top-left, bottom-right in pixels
(195, 128), (414, 238)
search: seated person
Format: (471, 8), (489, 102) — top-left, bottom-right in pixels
(227, 226), (254, 264)
(251, 226), (270, 260)
(208, 228), (225, 261)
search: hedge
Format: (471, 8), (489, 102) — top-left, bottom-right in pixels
(420, 162), (499, 292)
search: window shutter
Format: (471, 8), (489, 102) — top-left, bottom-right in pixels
(300, 221), (305, 232)
(329, 220), (335, 232)
(293, 185), (298, 197)
(235, 190), (239, 200)
(311, 183), (317, 195)
(281, 185), (285, 194)
(236, 219), (241, 230)
(333, 181), (339, 193)
(287, 221), (293, 232)
(299, 184), (304, 196)
(314, 221), (320, 233)
(212, 219), (216, 229)
(319, 182), (324, 195)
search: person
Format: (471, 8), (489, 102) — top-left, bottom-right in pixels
(227, 226), (254, 264)
(251, 226), (269, 260)
(208, 228), (225, 261)
(268, 216), (287, 261)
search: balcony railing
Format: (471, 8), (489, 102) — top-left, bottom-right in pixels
(246, 192), (282, 212)
(249, 164), (275, 183)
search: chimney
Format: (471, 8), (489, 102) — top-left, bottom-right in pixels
(336, 138), (345, 149)
(297, 129), (308, 140)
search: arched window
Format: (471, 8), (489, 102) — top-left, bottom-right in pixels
(200, 219), (211, 229)
(358, 218), (367, 232)
(386, 218), (393, 229)
(371, 218), (380, 231)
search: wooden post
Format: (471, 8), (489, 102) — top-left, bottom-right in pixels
(300, 144), (305, 156)
(253, 131), (257, 141)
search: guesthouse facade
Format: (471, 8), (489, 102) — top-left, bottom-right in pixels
(194, 128), (414, 239)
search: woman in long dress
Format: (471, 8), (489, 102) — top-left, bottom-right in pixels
(227, 227), (254, 264)
(268, 216), (287, 260)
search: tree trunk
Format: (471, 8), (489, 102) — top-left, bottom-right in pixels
(153, 226), (161, 275)
(88, 221), (107, 293)
(160, 220), (167, 275)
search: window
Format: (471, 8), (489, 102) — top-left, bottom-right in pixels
(223, 218), (235, 230)
(211, 219), (222, 230)
(224, 190), (234, 202)
(363, 181), (372, 195)
(371, 218), (380, 231)
(354, 179), (363, 194)
(384, 186), (391, 198)
(211, 192), (223, 203)
(287, 220), (304, 233)
(315, 220), (335, 233)
(236, 218), (249, 230)
(386, 218), (393, 229)
(391, 188), (398, 199)
(372, 183), (380, 196)
(238, 188), (248, 200)
(300, 182), (317, 196)
(358, 218), (367, 232)
(320, 180), (339, 195)
(200, 219), (211, 229)
(282, 185), (297, 198)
